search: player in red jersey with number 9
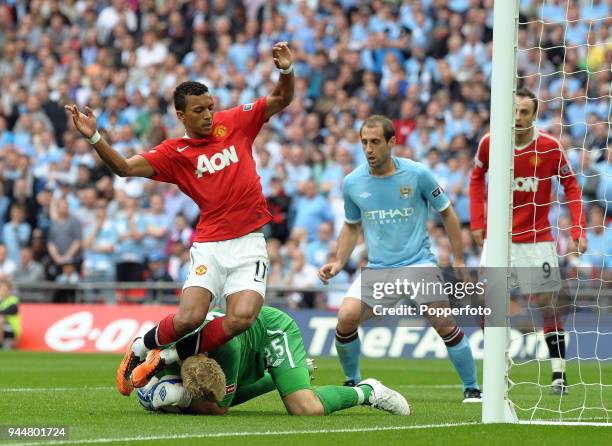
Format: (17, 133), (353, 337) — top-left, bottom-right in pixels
(469, 88), (587, 395)
(65, 42), (295, 396)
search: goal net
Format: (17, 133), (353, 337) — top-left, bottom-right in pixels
(501, 0), (611, 424)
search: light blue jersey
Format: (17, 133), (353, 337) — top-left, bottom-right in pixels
(343, 157), (450, 268)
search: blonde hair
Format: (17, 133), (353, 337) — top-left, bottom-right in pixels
(181, 355), (226, 402)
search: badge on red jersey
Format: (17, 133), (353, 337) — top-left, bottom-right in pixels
(213, 124), (227, 138)
(530, 155), (542, 167)
(243, 103), (253, 111)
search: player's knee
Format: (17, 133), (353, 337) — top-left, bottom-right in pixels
(287, 397), (324, 416)
(174, 308), (206, 333)
(434, 324), (453, 338)
(289, 405), (324, 416)
(224, 312), (256, 336)
(430, 316), (457, 337)
(337, 305), (361, 333)
(337, 319), (359, 335)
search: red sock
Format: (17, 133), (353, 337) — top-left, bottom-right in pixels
(198, 317), (233, 352)
(543, 309), (564, 334)
(157, 314), (179, 346)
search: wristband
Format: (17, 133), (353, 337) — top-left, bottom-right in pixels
(279, 64), (293, 75)
(88, 130), (101, 145)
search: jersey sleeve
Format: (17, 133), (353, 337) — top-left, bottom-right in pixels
(212, 339), (242, 408)
(138, 142), (176, 183)
(557, 149), (587, 240)
(227, 97), (267, 142)
(342, 177), (361, 224)
(419, 166), (451, 212)
(469, 135), (490, 231)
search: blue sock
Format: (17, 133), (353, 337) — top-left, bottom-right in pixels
(446, 334), (479, 391)
(335, 331), (361, 383)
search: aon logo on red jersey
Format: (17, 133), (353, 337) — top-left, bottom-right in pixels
(195, 145), (239, 177)
(513, 177), (539, 192)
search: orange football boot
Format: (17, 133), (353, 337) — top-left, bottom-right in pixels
(116, 338), (143, 396)
(131, 349), (165, 388)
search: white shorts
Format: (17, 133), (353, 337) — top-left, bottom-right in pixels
(183, 233), (268, 302)
(481, 241), (561, 294)
(345, 263), (448, 307)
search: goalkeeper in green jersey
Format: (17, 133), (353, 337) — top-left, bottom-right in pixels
(135, 306), (410, 416)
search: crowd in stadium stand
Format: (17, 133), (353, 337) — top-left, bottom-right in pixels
(0, 0), (609, 308)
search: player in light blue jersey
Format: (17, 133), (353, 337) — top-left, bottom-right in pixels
(319, 115), (481, 403)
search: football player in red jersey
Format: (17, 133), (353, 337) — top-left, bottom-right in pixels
(469, 88), (587, 395)
(65, 42), (295, 396)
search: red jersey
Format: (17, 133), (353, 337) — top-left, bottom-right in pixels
(140, 97), (272, 242)
(469, 129), (586, 243)
(393, 117), (415, 146)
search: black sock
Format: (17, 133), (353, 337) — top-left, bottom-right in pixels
(335, 329), (359, 344)
(545, 331), (566, 382)
(143, 326), (159, 350)
(175, 332), (201, 361)
(545, 331), (566, 359)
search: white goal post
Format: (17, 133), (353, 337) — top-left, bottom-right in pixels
(483, 0), (611, 425)
(482, 0), (519, 424)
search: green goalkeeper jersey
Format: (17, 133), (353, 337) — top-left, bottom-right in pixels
(164, 306), (306, 407)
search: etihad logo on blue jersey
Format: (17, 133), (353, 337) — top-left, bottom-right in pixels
(364, 207), (414, 224)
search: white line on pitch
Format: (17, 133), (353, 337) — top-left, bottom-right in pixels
(550, 417), (611, 422)
(7, 422), (480, 446)
(0, 384), (460, 392)
(0, 386), (114, 392)
(518, 420), (611, 427)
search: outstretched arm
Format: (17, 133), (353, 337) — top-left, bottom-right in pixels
(65, 105), (154, 178)
(230, 374), (276, 406)
(264, 42), (294, 121)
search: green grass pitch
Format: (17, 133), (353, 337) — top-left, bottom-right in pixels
(0, 352), (610, 445)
